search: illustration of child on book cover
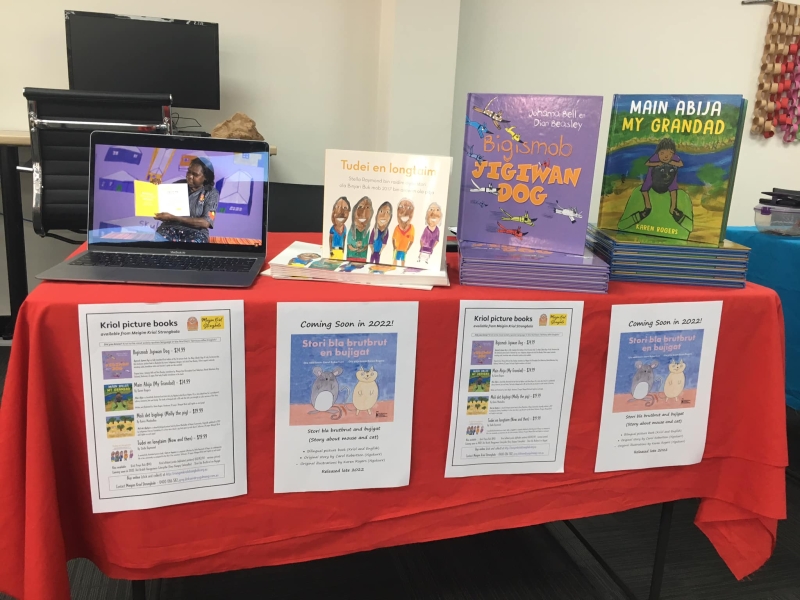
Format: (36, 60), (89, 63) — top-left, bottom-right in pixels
(598, 95), (744, 245)
(288, 332), (398, 425)
(104, 383), (134, 412)
(468, 369), (491, 392)
(612, 329), (704, 413)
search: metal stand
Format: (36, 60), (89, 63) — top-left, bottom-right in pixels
(565, 500), (675, 600)
(787, 468), (800, 484)
(0, 145), (29, 339)
(131, 579), (147, 600)
(648, 502), (674, 600)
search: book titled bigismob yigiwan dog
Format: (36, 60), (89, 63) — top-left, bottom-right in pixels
(457, 93), (603, 256)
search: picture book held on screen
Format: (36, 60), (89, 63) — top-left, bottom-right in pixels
(322, 150), (452, 271)
(597, 94), (747, 245)
(457, 94), (604, 256)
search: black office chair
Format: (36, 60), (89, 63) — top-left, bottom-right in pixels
(23, 88), (172, 238)
(267, 182), (323, 232)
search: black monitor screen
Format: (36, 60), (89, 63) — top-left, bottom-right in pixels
(66, 11), (220, 110)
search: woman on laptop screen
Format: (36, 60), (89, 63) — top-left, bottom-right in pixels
(155, 157), (219, 243)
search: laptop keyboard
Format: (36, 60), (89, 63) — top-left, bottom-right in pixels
(70, 252), (256, 273)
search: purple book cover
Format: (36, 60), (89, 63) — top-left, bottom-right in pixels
(470, 341), (494, 366)
(461, 264), (609, 282)
(457, 94), (603, 255)
(460, 277), (609, 293)
(459, 241), (608, 268)
(102, 351), (132, 380)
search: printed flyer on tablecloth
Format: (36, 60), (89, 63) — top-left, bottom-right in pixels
(445, 300), (584, 477)
(595, 301), (722, 472)
(78, 301), (247, 513)
(275, 302), (419, 493)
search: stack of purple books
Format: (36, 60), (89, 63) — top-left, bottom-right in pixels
(459, 241), (610, 293)
(455, 93), (608, 293)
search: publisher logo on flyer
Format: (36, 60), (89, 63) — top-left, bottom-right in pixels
(201, 315), (225, 330)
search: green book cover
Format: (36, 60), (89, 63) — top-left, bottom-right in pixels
(719, 98), (747, 242)
(588, 224), (749, 252)
(598, 94), (746, 245)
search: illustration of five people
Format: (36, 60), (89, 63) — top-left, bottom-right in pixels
(329, 196), (441, 266)
(110, 449), (133, 462)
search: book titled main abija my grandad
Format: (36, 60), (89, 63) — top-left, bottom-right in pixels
(597, 94), (746, 246)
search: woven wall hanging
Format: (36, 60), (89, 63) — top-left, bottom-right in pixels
(752, 1), (800, 142)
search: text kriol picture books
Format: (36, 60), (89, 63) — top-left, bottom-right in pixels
(323, 150), (452, 271)
(598, 95), (746, 245)
(457, 94), (603, 255)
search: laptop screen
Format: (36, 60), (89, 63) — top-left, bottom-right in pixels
(90, 142), (267, 248)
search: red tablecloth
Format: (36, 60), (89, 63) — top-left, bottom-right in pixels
(0, 233), (788, 600)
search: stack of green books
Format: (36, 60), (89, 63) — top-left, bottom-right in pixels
(587, 225), (749, 288)
(591, 93), (750, 288)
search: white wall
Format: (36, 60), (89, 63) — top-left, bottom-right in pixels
(447, 0), (800, 229)
(374, 0), (460, 155)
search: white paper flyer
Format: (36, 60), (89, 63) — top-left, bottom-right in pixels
(445, 300), (584, 477)
(274, 302), (419, 493)
(595, 301), (723, 472)
(322, 149), (452, 271)
(78, 301), (247, 513)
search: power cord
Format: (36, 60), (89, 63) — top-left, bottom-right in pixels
(0, 211), (32, 224)
(45, 232), (83, 245)
(171, 112), (202, 130)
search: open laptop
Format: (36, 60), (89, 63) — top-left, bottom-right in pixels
(37, 131), (269, 287)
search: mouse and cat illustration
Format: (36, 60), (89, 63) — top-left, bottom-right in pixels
(616, 358), (694, 412)
(611, 328), (704, 414)
(305, 365), (386, 422)
(290, 332), (400, 426)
